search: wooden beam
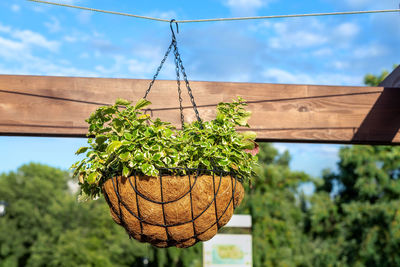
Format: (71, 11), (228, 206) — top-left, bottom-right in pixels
(0, 74), (399, 145)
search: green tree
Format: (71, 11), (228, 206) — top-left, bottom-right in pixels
(237, 144), (313, 267)
(0, 163), (150, 267)
(364, 64), (398, 86)
(309, 146), (400, 266)
(307, 68), (400, 266)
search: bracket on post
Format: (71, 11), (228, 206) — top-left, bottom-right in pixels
(379, 65), (400, 87)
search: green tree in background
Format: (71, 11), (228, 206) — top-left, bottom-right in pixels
(309, 146), (400, 266)
(0, 163), (150, 267)
(364, 64), (398, 86)
(236, 143), (313, 267)
(306, 67), (400, 266)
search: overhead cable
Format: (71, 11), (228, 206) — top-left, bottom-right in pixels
(28, 0), (400, 23)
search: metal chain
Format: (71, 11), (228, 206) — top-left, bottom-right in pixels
(143, 41), (173, 99)
(173, 39), (185, 129)
(143, 19), (202, 128)
(173, 43), (203, 125)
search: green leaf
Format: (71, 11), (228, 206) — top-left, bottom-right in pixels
(153, 152), (162, 161)
(200, 158), (211, 168)
(95, 135), (108, 145)
(75, 147), (89, 155)
(134, 98), (152, 110)
(218, 158), (230, 166)
(138, 114), (150, 122)
(87, 172), (99, 184)
(111, 119), (124, 136)
(134, 152), (145, 162)
(235, 111), (252, 126)
(122, 165), (131, 177)
(240, 131), (257, 140)
(141, 163), (156, 176)
(241, 139), (255, 150)
(102, 106), (116, 115)
(123, 133), (133, 140)
(106, 141), (122, 154)
(163, 157), (172, 165)
(115, 98), (131, 106)
(216, 112), (226, 122)
(119, 152), (131, 162)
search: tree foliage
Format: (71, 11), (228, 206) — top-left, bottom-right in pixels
(305, 68), (400, 266)
(309, 145), (400, 266)
(237, 143), (313, 266)
(0, 163), (149, 267)
(364, 64), (398, 86)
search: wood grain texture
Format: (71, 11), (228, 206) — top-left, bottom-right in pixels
(0, 74), (399, 144)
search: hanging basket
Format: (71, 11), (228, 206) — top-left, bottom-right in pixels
(102, 168), (244, 248)
(72, 20), (256, 249)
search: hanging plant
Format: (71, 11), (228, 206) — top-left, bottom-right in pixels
(71, 20), (258, 248)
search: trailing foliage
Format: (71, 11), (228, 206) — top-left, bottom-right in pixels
(71, 97), (258, 199)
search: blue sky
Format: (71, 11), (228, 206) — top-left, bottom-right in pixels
(0, 0), (399, 187)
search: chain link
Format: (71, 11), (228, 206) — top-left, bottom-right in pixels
(143, 41), (173, 99)
(173, 43), (203, 125)
(143, 19), (203, 128)
(173, 39), (185, 129)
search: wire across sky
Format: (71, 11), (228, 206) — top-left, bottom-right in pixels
(28, 0), (400, 23)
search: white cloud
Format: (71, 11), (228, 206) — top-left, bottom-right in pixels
(44, 17), (61, 33)
(266, 19), (328, 49)
(0, 23), (97, 77)
(146, 10), (177, 20)
(353, 44), (387, 58)
(87, 42), (177, 79)
(326, 0), (395, 11)
(77, 10), (92, 24)
(264, 19), (359, 49)
(226, 0), (264, 9)
(334, 22), (359, 38)
(0, 37), (26, 60)
(0, 25), (60, 59)
(345, 0), (372, 8)
(64, 35), (77, 42)
(79, 52), (89, 59)
(63, 30), (91, 43)
(313, 48), (333, 57)
(11, 30), (60, 52)
(341, 0), (394, 9)
(0, 54), (98, 77)
(223, 0), (275, 15)
(331, 61), (350, 70)
(262, 68), (362, 85)
(270, 30), (327, 48)
(0, 24), (11, 33)
(11, 4), (20, 12)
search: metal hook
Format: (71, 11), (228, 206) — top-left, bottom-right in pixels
(170, 19), (179, 41)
